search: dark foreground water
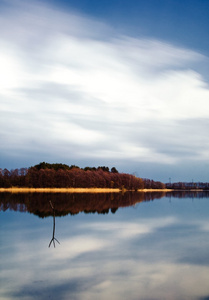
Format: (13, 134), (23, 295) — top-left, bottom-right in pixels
(1, 191), (209, 300)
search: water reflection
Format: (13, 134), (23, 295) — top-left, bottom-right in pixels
(0, 191), (167, 216)
(1, 191), (209, 300)
(1, 191), (209, 217)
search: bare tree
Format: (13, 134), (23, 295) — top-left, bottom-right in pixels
(48, 200), (60, 248)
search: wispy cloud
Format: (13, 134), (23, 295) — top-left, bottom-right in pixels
(0, 0), (209, 179)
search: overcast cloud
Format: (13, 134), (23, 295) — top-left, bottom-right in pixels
(0, 0), (209, 181)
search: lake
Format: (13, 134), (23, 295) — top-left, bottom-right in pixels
(1, 191), (209, 300)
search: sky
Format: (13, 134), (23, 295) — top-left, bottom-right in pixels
(0, 0), (209, 182)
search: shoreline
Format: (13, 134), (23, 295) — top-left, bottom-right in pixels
(0, 187), (206, 193)
(0, 187), (174, 193)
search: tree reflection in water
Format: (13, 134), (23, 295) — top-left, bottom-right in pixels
(1, 191), (209, 218)
(0, 191), (167, 217)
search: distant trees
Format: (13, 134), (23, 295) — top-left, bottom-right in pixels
(165, 181), (209, 190)
(0, 162), (165, 190)
(143, 178), (166, 189)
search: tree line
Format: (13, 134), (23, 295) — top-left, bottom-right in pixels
(0, 162), (165, 190)
(165, 182), (209, 190)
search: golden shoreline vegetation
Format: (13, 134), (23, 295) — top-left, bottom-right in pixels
(0, 187), (173, 193)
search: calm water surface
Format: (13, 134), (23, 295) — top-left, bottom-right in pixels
(1, 191), (209, 300)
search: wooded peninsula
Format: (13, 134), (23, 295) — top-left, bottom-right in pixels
(0, 162), (165, 191)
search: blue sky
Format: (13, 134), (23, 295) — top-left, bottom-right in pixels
(0, 0), (209, 182)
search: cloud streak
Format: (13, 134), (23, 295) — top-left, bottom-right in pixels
(0, 0), (209, 180)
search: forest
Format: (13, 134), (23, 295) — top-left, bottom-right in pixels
(0, 162), (165, 190)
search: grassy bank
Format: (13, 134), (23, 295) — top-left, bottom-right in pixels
(0, 187), (122, 193)
(0, 187), (173, 193)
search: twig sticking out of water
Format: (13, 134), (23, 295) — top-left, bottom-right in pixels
(48, 200), (60, 248)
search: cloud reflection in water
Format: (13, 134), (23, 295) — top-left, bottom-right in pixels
(1, 193), (209, 299)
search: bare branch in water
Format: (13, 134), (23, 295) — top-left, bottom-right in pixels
(49, 201), (60, 248)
